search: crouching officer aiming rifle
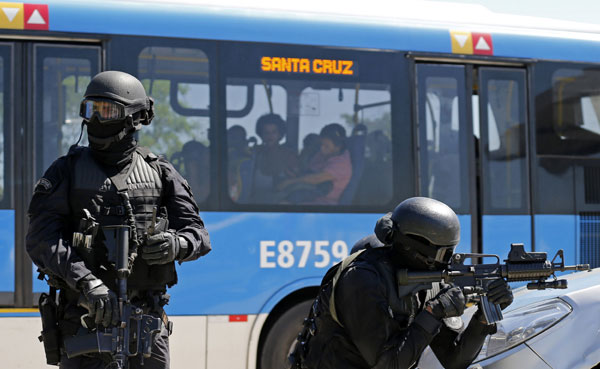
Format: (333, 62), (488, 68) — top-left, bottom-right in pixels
(28, 71), (211, 369)
(398, 243), (590, 324)
(290, 197), (513, 369)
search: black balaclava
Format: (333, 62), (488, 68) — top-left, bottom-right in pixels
(391, 233), (452, 271)
(86, 113), (140, 168)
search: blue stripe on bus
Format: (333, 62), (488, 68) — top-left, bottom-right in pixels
(455, 215), (471, 255)
(535, 214), (577, 266)
(0, 210), (14, 293)
(166, 212), (472, 315)
(258, 276), (323, 315)
(42, 2), (600, 63)
(168, 212), (379, 315)
(482, 215), (532, 258)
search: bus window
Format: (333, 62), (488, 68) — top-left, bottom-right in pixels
(0, 45), (11, 297)
(137, 46), (210, 204)
(33, 45), (101, 293)
(35, 47), (100, 177)
(536, 66), (600, 157)
(479, 68), (528, 213)
(579, 96), (600, 135)
(226, 82), (287, 203)
(0, 47), (10, 207)
(226, 79), (391, 206)
(298, 84), (392, 206)
(416, 64), (469, 213)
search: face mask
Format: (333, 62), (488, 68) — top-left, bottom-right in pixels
(392, 233), (455, 271)
(85, 117), (138, 167)
(86, 116), (127, 140)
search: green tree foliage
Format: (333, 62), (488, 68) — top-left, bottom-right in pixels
(139, 79), (208, 161)
(61, 74), (91, 154)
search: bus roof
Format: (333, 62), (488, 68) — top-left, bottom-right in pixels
(21, 0), (600, 62)
(131, 0), (600, 35)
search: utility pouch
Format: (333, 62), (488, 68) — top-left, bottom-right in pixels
(38, 289), (61, 366)
(72, 209), (100, 268)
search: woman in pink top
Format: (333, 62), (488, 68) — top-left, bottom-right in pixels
(279, 123), (352, 204)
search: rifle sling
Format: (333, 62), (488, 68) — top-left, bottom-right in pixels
(329, 249), (366, 327)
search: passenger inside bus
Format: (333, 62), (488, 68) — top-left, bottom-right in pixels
(243, 113), (299, 203)
(176, 140), (210, 203)
(278, 123), (352, 204)
(355, 130), (392, 204)
(299, 133), (321, 173)
(227, 125), (252, 201)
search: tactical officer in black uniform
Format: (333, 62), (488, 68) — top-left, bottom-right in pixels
(290, 197), (513, 369)
(27, 71), (211, 369)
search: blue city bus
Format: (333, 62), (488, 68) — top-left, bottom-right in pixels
(1, 1), (600, 368)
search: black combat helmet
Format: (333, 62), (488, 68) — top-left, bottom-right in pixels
(80, 71), (154, 149)
(390, 197), (460, 270)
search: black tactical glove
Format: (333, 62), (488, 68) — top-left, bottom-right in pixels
(81, 279), (119, 327)
(487, 278), (514, 310)
(374, 212), (394, 244)
(141, 231), (188, 265)
(426, 286), (466, 320)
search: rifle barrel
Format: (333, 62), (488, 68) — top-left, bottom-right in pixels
(561, 264), (590, 272)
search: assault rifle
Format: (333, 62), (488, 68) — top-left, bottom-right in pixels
(64, 225), (163, 369)
(397, 243), (590, 324)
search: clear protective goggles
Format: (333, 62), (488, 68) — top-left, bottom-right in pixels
(434, 246), (456, 265)
(79, 97), (150, 123)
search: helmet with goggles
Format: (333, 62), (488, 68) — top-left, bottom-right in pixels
(79, 71), (154, 126)
(391, 197), (460, 269)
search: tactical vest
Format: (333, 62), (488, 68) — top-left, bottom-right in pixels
(299, 248), (442, 369)
(68, 146), (177, 292)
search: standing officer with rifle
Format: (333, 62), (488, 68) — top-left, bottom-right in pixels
(290, 197), (512, 369)
(27, 71), (211, 369)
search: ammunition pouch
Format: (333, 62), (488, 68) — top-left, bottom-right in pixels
(38, 289), (61, 366)
(71, 209), (103, 272)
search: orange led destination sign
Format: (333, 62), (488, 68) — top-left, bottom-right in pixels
(261, 56), (355, 75)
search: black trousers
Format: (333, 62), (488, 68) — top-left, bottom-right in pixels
(59, 332), (170, 369)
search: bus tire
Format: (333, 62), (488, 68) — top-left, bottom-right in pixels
(260, 299), (313, 369)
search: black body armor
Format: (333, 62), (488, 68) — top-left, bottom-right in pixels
(68, 146), (176, 292)
(302, 248), (431, 367)
(293, 247), (489, 369)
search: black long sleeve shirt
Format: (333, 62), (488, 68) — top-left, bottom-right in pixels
(26, 148), (211, 292)
(307, 248), (493, 369)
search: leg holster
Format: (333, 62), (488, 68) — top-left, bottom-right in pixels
(38, 288), (61, 366)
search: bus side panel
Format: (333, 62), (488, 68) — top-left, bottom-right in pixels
(535, 214), (577, 265)
(0, 209), (14, 293)
(456, 214), (471, 255)
(482, 215), (532, 256)
(0, 317), (45, 367)
(167, 212), (380, 315)
(170, 315), (208, 369)
(169, 213), (474, 315)
(206, 315), (257, 369)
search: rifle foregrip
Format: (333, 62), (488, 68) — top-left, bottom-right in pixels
(506, 262), (553, 282)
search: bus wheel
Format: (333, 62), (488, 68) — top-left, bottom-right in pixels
(260, 299), (313, 369)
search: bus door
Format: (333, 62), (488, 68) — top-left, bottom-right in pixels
(476, 67), (530, 256)
(416, 63), (531, 256)
(9, 42), (101, 307)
